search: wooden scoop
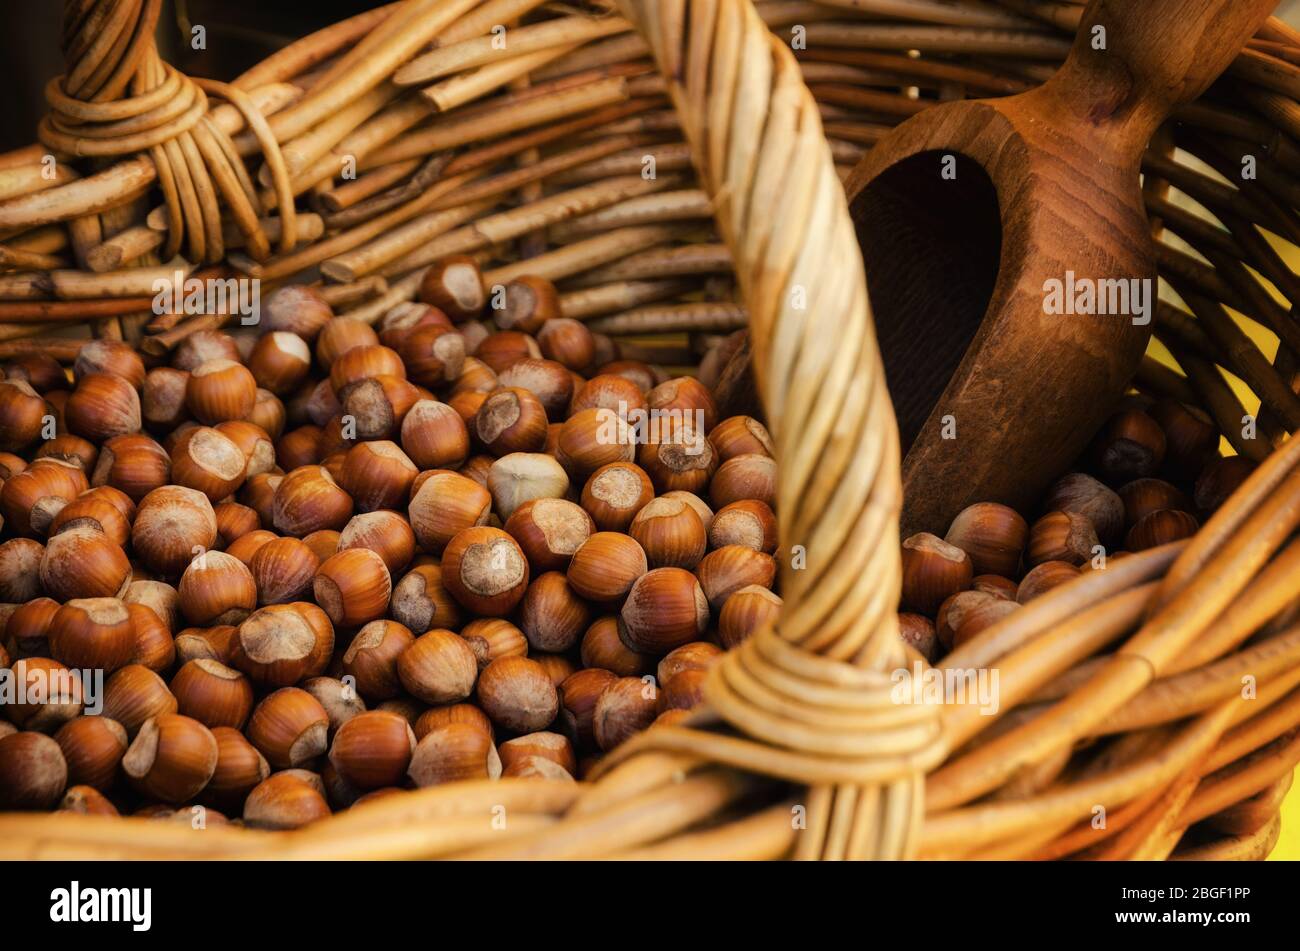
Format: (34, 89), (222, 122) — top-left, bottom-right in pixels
(844, 0), (1276, 537)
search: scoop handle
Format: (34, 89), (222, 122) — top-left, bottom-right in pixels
(1046, 0), (1276, 140)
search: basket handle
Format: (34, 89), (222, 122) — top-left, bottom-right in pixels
(582, 0), (944, 860)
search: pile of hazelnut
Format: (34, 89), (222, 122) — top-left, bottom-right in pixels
(898, 397), (1253, 661)
(0, 256), (782, 829)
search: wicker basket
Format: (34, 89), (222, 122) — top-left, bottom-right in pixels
(2, 0), (1300, 860)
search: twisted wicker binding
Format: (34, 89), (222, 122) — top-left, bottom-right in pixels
(2, 0), (1300, 859)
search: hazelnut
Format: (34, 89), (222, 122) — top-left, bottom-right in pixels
(487, 452), (569, 520)
(419, 255), (486, 323)
(215, 420), (275, 479)
(620, 567), (710, 654)
(459, 618), (528, 665)
(659, 668), (707, 714)
(647, 377), (718, 435)
(408, 470), (491, 554)
(593, 676), (658, 751)
(276, 425), (322, 469)
(247, 332), (311, 395)
(173, 330), (241, 372)
(498, 358), (573, 420)
(132, 485), (218, 578)
(300, 676), (367, 734)
(709, 415), (774, 461)
(1149, 399), (1218, 479)
(570, 374), (647, 418)
(1118, 478), (1192, 528)
(558, 668), (617, 749)
(519, 571), (591, 653)
(400, 399), (470, 470)
(177, 549), (257, 626)
(580, 462), (653, 533)
(329, 344), (405, 394)
(0, 732), (68, 809)
(250, 537), (320, 604)
(122, 713), (218, 803)
(126, 603), (176, 672)
(272, 465), (354, 536)
(100, 664), (176, 736)
(142, 367), (191, 433)
(658, 642), (721, 684)
(497, 275), (559, 333)
(48, 598), (135, 673)
(1091, 409), (1167, 484)
(34, 433), (98, 471)
(243, 771), (331, 829)
(718, 585), (782, 648)
(340, 375), (422, 441)
(398, 629), (478, 704)
(477, 331), (541, 374)
(59, 784), (119, 816)
(580, 616), (654, 676)
(54, 715), (127, 791)
(315, 316), (378, 368)
(1125, 509), (1200, 551)
(450, 356), (499, 396)
(709, 452), (777, 510)
(400, 324), (466, 389)
(6, 598), (59, 658)
(206, 726), (270, 807)
(302, 529), (342, 564)
(2, 459), (87, 536)
(314, 548), (392, 628)
(898, 612), (938, 662)
(498, 731), (575, 776)
(503, 497), (594, 572)
(338, 510), (416, 576)
(476, 656), (558, 733)
(537, 318), (594, 371)
(390, 563), (462, 633)
(66, 373), (142, 441)
(407, 722), (499, 787)
(329, 710), (416, 790)
(5, 657), (83, 732)
(123, 579), (181, 632)
(214, 502), (262, 548)
(342, 620), (415, 701)
(638, 428), (716, 495)
(186, 359), (257, 424)
(378, 302), (452, 351)
(5, 353), (65, 392)
(944, 502), (1028, 577)
(263, 285), (334, 341)
(558, 407), (635, 477)
(170, 659), (255, 729)
(40, 528), (131, 600)
(246, 687), (329, 769)
(1016, 561), (1081, 603)
(567, 531), (647, 602)
(441, 526), (530, 615)
(1026, 511), (1098, 567)
(0, 537), (42, 597)
(475, 387), (548, 457)
(937, 590), (1019, 651)
(630, 495), (707, 569)
(230, 603), (334, 688)
(227, 528), (278, 567)
(1042, 472), (1124, 544)
(694, 545), (776, 612)
(708, 499), (777, 553)
(0, 380), (46, 451)
(414, 703), (493, 741)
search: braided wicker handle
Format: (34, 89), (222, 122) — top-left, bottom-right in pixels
(561, 0), (943, 860)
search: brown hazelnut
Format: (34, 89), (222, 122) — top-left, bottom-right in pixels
(186, 359), (257, 424)
(497, 275), (559, 333)
(475, 387), (548, 457)
(39, 528), (131, 600)
(342, 620), (415, 701)
(707, 499), (776, 553)
(329, 344), (405, 394)
(638, 429), (716, 495)
(1016, 561), (1081, 603)
(1125, 509), (1200, 551)
(206, 726), (270, 807)
(567, 531), (648, 602)
(247, 332), (311, 396)
(1119, 478), (1192, 528)
(230, 603), (334, 688)
(122, 713), (218, 803)
(0, 732), (68, 809)
(498, 358), (574, 420)
(313, 548), (392, 628)
(338, 510), (416, 575)
(1026, 511), (1098, 567)
(389, 563), (462, 634)
(476, 656), (558, 733)
(132, 485), (218, 578)
(400, 399), (470, 470)
(419, 255), (486, 323)
(170, 659), (255, 729)
(340, 374), (423, 441)
(580, 462), (654, 532)
(620, 567), (710, 654)
(329, 710), (416, 790)
(944, 502), (1028, 577)
(66, 373), (142, 441)
(315, 316), (378, 369)
(263, 285), (334, 341)
(178, 550), (258, 625)
(518, 571), (591, 653)
(249, 537), (320, 604)
(1194, 456), (1255, 515)
(441, 526), (530, 615)
(694, 545), (776, 612)
(397, 629), (478, 704)
(898, 612), (938, 662)
(1091, 409), (1167, 484)
(272, 465), (354, 536)
(1042, 472), (1124, 544)
(243, 771), (331, 829)
(214, 502), (262, 548)
(558, 407), (635, 477)
(503, 497), (594, 572)
(246, 687), (329, 769)
(54, 715), (127, 791)
(718, 585), (782, 648)
(593, 676), (658, 751)
(48, 597), (134, 673)
(2, 458), (87, 536)
(407, 470), (490, 555)
(407, 722), (499, 787)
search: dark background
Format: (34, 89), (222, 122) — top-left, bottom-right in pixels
(0, 0), (388, 151)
